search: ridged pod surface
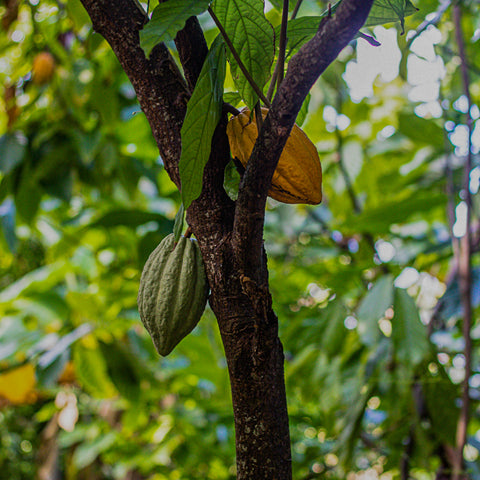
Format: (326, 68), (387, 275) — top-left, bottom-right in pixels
(137, 234), (209, 356)
(226, 107), (322, 204)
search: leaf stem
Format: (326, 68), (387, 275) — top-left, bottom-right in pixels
(208, 6), (271, 107)
(267, 0), (290, 102)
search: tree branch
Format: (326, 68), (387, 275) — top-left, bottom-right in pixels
(232, 0), (375, 284)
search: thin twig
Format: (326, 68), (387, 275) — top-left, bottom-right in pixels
(208, 6), (271, 107)
(277, 0), (289, 88)
(452, 3), (474, 480)
(291, 0), (304, 19)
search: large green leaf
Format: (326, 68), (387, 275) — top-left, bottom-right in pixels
(140, 0), (211, 57)
(391, 288), (429, 367)
(179, 36), (226, 208)
(212, 0), (274, 108)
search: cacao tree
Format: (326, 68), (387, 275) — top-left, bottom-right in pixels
(72, 0), (410, 478)
(1, 0), (479, 479)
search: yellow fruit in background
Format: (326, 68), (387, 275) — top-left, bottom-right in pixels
(226, 107), (322, 205)
(32, 52), (55, 85)
(0, 363), (37, 405)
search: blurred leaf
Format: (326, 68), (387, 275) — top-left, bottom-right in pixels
(321, 300), (348, 357)
(0, 198), (17, 252)
(0, 262), (69, 303)
(99, 341), (142, 402)
(392, 288), (429, 367)
(72, 343), (117, 398)
(337, 384), (375, 468)
(179, 35), (226, 208)
(357, 275), (394, 346)
(72, 431), (118, 469)
(422, 363), (459, 446)
(15, 175), (42, 223)
(90, 209), (172, 229)
(398, 113), (445, 148)
(344, 192), (446, 234)
(0, 133), (26, 174)
(36, 349), (70, 387)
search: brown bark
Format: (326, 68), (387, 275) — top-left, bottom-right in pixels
(78, 1), (373, 478)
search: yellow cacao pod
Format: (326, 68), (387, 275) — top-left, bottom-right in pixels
(226, 107), (322, 204)
(32, 52), (55, 85)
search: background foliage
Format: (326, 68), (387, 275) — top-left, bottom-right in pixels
(0, 0), (479, 478)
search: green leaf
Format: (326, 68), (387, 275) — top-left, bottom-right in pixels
(296, 93), (311, 127)
(223, 159), (241, 200)
(344, 192), (446, 234)
(392, 288), (429, 367)
(173, 203), (185, 242)
(72, 431), (118, 469)
(15, 175), (42, 223)
(338, 384), (375, 467)
(365, 0), (418, 33)
(357, 275), (394, 346)
(398, 112), (445, 148)
(289, 0), (417, 45)
(0, 199), (17, 253)
(0, 133), (26, 174)
(179, 35), (226, 208)
(99, 341), (142, 402)
(422, 363), (459, 445)
(212, 0), (274, 108)
(90, 209), (172, 229)
(0, 261), (69, 303)
(72, 343), (117, 398)
(321, 300), (348, 358)
(275, 17), (321, 57)
(140, 0), (211, 57)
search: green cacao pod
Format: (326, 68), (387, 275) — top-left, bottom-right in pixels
(137, 234), (209, 356)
